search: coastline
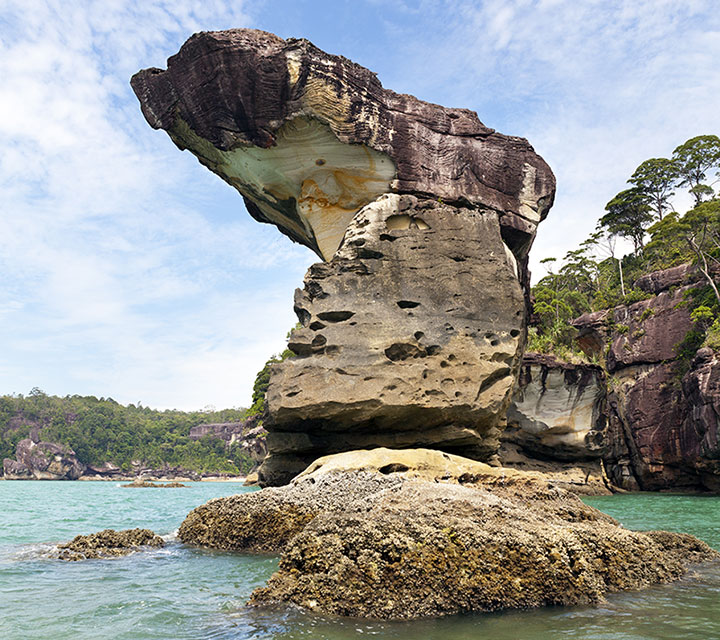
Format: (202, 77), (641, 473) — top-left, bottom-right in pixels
(1, 475), (248, 483)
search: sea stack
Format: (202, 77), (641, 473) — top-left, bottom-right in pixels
(131, 29), (555, 485)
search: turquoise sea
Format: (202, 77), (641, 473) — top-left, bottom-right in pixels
(1, 481), (719, 640)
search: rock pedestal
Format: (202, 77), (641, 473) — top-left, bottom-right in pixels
(132, 29), (555, 485)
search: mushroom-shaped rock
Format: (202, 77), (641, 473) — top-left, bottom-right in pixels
(132, 29), (556, 485)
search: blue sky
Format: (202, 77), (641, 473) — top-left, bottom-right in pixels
(1, 0), (719, 410)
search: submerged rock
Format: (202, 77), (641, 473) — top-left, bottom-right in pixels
(120, 479), (188, 488)
(56, 528), (164, 561)
(131, 29), (556, 486)
(179, 448), (718, 619)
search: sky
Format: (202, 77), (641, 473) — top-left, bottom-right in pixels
(1, 0), (719, 410)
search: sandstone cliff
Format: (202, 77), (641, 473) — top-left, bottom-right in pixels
(501, 353), (610, 494)
(3, 438), (85, 480)
(132, 29), (555, 485)
(573, 264), (720, 491)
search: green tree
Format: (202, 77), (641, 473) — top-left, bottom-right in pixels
(672, 135), (720, 206)
(681, 200), (720, 306)
(600, 188), (655, 254)
(628, 157), (678, 220)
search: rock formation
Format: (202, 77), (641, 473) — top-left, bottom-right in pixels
(3, 438), (85, 480)
(501, 353), (610, 494)
(505, 353), (607, 460)
(120, 479), (187, 488)
(188, 415), (267, 468)
(178, 448), (718, 619)
(132, 29), (555, 485)
(55, 528), (164, 561)
(573, 265), (720, 491)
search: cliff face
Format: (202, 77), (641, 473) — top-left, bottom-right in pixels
(132, 29), (556, 486)
(506, 353), (606, 461)
(573, 265), (720, 491)
(3, 438), (85, 480)
(188, 415), (268, 468)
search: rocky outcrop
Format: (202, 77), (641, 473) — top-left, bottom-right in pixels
(3, 438), (85, 480)
(179, 448), (718, 619)
(178, 448), (576, 552)
(501, 353), (610, 494)
(573, 265), (720, 491)
(505, 353), (607, 461)
(120, 479), (187, 488)
(55, 528), (164, 561)
(634, 263), (698, 294)
(84, 462), (122, 478)
(188, 415), (268, 468)
(132, 29), (555, 486)
(188, 422), (244, 442)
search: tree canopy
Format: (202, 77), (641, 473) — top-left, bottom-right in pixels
(530, 134), (720, 359)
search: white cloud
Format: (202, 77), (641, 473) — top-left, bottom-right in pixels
(379, 0), (720, 277)
(0, 0), (315, 409)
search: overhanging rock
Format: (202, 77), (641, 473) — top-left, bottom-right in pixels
(132, 28), (556, 485)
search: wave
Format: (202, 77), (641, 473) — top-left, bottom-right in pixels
(161, 528), (179, 543)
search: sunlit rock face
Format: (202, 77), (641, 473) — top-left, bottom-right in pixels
(132, 29), (555, 486)
(505, 354), (607, 461)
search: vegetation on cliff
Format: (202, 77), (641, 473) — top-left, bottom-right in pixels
(0, 389), (254, 474)
(530, 134), (720, 359)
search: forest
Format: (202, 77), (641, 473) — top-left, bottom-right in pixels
(0, 390), (255, 474)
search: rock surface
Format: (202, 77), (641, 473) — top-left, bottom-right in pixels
(56, 528), (164, 561)
(573, 265), (720, 491)
(505, 353), (607, 461)
(132, 29), (555, 486)
(180, 448), (718, 619)
(3, 438), (85, 480)
(260, 194), (527, 484)
(499, 353), (610, 495)
(131, 29), (554, 261)
(188, 415), (268, 468)
(178, 448), (581, 552)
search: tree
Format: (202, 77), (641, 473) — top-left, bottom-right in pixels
(627, 157), (678, 220)
(681, 201), (720, 307)
(246, 325), (300, 417)
(672, 135), (720, 206)
(600, 188), (655, 253)
(583, 229), (626, 299)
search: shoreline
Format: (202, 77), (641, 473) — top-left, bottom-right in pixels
(1, 475), (249, 483)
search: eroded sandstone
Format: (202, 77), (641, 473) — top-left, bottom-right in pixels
(506, 353), (607, 460)
(3, 438), (85, 480)
(132, 29), (555, 485)
(55, 528), (164, 561)
(178, 448), (718, 620)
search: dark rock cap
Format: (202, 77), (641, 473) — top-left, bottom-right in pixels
(131, 28), (555, 261)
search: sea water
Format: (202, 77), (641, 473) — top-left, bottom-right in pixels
(1, 481), (719, 640)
